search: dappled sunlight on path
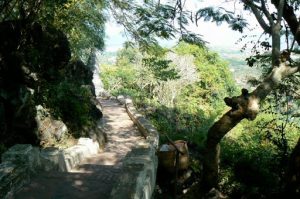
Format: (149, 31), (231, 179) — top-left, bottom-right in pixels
(73, 98), (146, 170)
(13, 98), (146, 199)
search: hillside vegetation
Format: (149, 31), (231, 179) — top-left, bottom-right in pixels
(1, 0), (300, 198)
(101, 42), (299, 198)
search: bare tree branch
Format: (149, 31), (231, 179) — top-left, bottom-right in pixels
(272, 0), (300, 45)
(276, 0), (285, 20)
(271, 0), (284, 66)
(243, 0), (271, 34)
(261, 0), (274, 25)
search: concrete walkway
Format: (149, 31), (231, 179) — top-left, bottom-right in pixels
(12, 98), (146, 199)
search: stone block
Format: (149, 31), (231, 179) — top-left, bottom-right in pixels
(73, 145), (91, 158)
(114, 97), (160, 199)
(1, 144), (40, 172)
(57, 152), (68, 172)
(2, 145), (32, 163)
(125, 148), (157, 195)
(52, 120), (68, 141)
(136, 142), (150, 148)
(125, 98), (133, 104)
(111, 163), (155, 199)
(88, 126), (106, 152)
(0, 162), (30, 199)
(0, 162), (16, 183)
(61, 145), (90, 171)
(146, 136), (159, 149)
(96, 132), (106, 151)
(36, 105), (68, 143)
(125, 148), (154, 162)
(117, 95), (126, 104)
(78, 137), (93, 146)
(40, 147), (62, 171)
(141, 176), (152, 199)
(89, 142), (100, 155)
(110, 164), (144, 199)
(78, 137), (100, 155)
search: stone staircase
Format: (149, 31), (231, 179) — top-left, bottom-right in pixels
(0, 97), (159, 199)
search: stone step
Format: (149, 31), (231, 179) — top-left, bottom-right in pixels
(3, 98), (157, 199)
(13, 167), (122, 199)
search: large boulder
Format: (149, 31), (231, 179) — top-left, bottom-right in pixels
(35, 105), (68, 147)
(66, 60), (93, 85)
(0, 86), (38, 146)
(0, 20), (73, 148)
(0, 19), (102, 151)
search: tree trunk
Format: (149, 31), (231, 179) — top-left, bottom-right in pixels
(202, 111), (243, 190)
(201, 0), (296, 191)
(272, 0), (300, 44)
(285, 137), (300, 197)
(202, 57), (299, 191)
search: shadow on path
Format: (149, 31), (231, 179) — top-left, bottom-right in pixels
(13, 98), (146, 199)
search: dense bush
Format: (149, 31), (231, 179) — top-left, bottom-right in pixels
(52, 82), (93, 127)
(35, 80), (95, 137)
(220, 110), (299, 197)
(101, 42), (299, 198)
(101, 42), (238, 145)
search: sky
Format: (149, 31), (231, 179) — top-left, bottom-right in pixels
(104, 0), (264, 52)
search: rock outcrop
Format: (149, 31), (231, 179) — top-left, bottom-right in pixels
(0, 20), (103, 151)
(35, 105), (68, 146)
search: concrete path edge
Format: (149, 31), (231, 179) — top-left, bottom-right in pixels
(0, 138), (101, 199)
(0, 96), (160, 199)
(110, 96), (159, 199)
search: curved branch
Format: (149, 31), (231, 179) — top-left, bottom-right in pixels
(202, 52), (300, 191)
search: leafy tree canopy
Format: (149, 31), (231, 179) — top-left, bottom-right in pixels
(39, 0), (106, 60)
(0, 0), (106, 61)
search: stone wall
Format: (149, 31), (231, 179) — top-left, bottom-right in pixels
(0, 96), (160, 199)
(110, 96), (159, 199)
(0, 138), (100, 199)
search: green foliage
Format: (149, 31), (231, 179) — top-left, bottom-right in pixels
(36, 81), (95, 137)
(174, 42), (238, 113)
(219, 109), (300, 197)
(109, 0), (206, 50)
(39, 0), (106, 61)
(196, 6), (248, 32)
(221, 129), (278, 195)
(197, 7), (234, 25)
(142, 57), (179, 81)
(0, 0), (41, 21)
(147, 104), (212, 147)
(101, 63), (139, 97)
(102, 42), (238, 146)
(134, 4), (176, 39)
(53, 82), (93, 127)
(0, 0), (106, 61)
(116, 46), (141, 66)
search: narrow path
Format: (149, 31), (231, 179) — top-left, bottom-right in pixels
(13, 98), (146, 199)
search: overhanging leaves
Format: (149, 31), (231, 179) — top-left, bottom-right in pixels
(196, 6), (248, 32)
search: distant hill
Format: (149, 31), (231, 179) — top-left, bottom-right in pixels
(99, 46), (260, 89)
(97, 51), (117, 65)
(211, 46), (261, 89)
